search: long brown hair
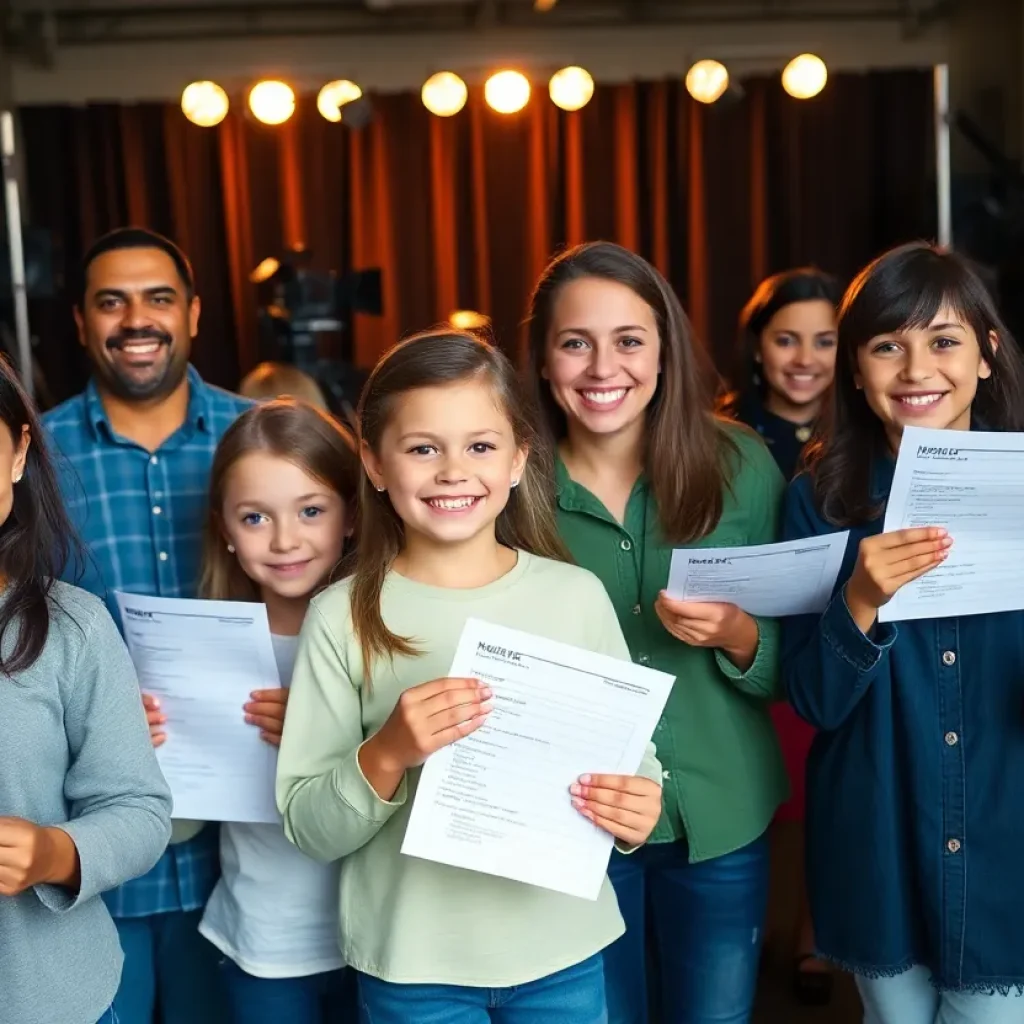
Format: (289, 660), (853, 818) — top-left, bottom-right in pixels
(526, 241), (735, 543)
(199, 399), (360, 601)
(808, 242), (1024, 526)
(351, 329), (569, 674)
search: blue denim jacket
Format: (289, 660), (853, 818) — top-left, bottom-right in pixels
(781, 464), (1024, 993)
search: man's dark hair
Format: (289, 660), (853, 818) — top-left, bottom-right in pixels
(78, 227), (195, 307)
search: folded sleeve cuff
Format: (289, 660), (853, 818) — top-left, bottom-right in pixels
(33, 882), (78, 913)
(33, 822), (97, 912)
(332, 740), (409, 823)
(714, 620), (768, 681)
(822, 588), (898, 670)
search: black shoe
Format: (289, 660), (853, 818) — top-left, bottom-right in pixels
(792, 954), (834, 1007)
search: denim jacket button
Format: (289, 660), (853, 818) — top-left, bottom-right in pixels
(942, 650), (956, 666)
(947, 838), (962, 853)
(945, 731), (959, 746)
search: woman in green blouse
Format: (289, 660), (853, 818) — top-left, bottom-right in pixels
(527, 242), (787, 1024)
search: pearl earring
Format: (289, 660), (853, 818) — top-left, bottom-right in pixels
(376, 485), (386, 493)
(227, 544), (235, 554)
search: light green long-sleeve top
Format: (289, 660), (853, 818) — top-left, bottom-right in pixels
(277, 551), (662, 987)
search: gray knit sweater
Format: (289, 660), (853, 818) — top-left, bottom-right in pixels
(0, 581), (172, 1024)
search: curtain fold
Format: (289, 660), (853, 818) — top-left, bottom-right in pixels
(18, 70), (935, 403)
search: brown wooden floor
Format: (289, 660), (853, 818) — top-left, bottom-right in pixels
(753, 821), (862, 1024)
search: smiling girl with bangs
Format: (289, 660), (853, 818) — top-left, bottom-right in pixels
(782, 242), (1024, 1024)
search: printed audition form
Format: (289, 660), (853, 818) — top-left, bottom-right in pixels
(667, 534), (848, 618)
(881, 426), (1024, 622)
(116, 592), (282, 823)
(401, 619), (673, 900)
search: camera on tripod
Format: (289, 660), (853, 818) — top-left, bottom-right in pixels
(251, 247), (382, 424)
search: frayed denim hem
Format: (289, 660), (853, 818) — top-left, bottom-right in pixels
(818, 954), (1024, 997)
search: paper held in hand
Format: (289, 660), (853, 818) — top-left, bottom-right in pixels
(400, 618), (674, 901)
(666, 534), (849, 618)
(116, 592), (283, 824)
(879, 426), (1024, 622)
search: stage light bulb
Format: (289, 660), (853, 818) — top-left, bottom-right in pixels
(181, 81), (229, 127)
(549, 66), (594, 112)
(485, 71), (531, 115)
(685, 60), (730, 105)
(249, 80), (296, 125)
(317, 80), (363, 123)
(782, 54), (828, 100)
(421, 72), (469, 117)
(450, 310), (491, 330)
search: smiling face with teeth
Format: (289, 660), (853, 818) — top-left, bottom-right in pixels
(855, 304), (993, 448)
(542, 277), (661, 446)
(757, 299), (837, 421)
(76, 246), (198, 404)
(362, 377), (528, 558)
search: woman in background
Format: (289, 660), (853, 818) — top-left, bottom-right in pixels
(723, 268), (841, 479)
(721, 268), (841, 1006)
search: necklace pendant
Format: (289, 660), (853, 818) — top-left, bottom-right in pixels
(795, 426), (812, 443)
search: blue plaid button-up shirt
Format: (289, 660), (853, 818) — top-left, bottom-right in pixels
(43, 365), (251, 918)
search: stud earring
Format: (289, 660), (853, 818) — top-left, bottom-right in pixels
(227, 544), (235, 554)
(376, 485), (386, 493)
(13, 473), (22, 484)
(510, 479), (520, 489)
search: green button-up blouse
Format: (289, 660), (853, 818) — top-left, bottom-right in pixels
(555, 424), (789, 862)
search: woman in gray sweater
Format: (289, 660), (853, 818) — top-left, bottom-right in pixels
(0, 356), (172, 1024)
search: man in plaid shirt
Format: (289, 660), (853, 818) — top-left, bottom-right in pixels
(44, 228), (250, 1024)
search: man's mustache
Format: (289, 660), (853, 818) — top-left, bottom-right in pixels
(106, 327), (173, 351)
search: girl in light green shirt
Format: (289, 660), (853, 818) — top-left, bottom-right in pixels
(277, 329), (663, 1024)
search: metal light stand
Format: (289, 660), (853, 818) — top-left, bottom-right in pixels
(935, 64), (952, 248)
(0, 109), (33, 398)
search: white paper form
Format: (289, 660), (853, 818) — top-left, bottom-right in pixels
(115, 592), (282, 824)
(880, 426), (1024, 622)
(400, 619), (674, 900)
(666, 534), (849, 617)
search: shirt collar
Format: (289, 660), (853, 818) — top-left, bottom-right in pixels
(554, 457), (575, 511)
(85, 364), (211, 441)
(554, 455), (648, 517)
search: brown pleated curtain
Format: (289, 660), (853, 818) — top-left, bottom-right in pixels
(18, 70), (935, 403)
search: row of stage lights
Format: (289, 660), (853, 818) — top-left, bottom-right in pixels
(181, 55), (829, 128)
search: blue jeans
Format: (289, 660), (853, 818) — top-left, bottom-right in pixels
(857, 967), (1024, 1024)
(112, 910), (227, 1024)
(603, 834), (770, 1024)
(357, 954), (607, 1024)
(220, 957), (360, 1024)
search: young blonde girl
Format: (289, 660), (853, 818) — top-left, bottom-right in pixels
(195, 398), (361, 1024)
(277, 330), (663, 1024)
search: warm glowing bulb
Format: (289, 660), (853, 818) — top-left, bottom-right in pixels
(248, 80), (296, 125)
(782, 54), (828, 100)
(181, 81), (229, 127)
(421, 72), (469, 118)
(317, 80), (363, 122)
(685, 60), (730, 105)
(549, 66), (594, 112)
(450, 309), (491, 330)
(485, 71), (531, 114)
